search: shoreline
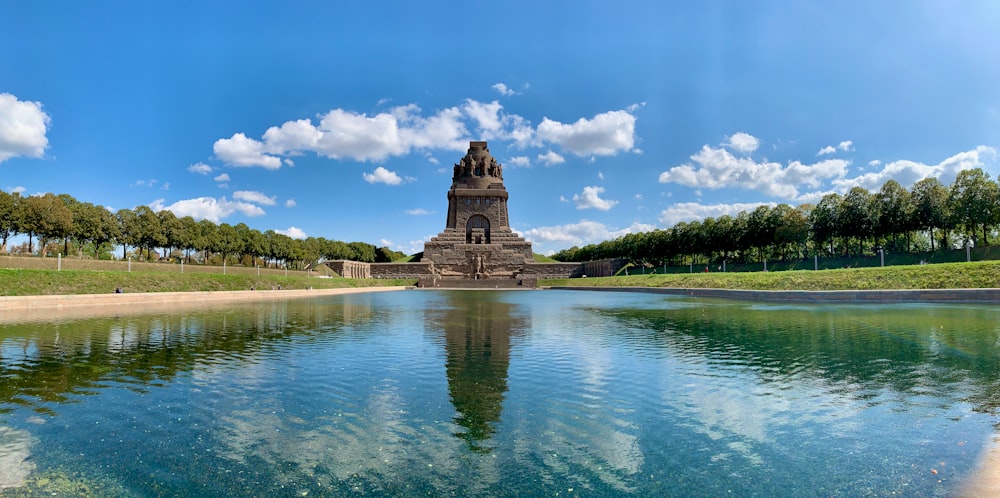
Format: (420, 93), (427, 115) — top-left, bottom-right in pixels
(548, 286), (1000, 303)
(0, 287), (408, 323)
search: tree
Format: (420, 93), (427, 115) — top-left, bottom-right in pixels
(911, 177), (951, 251)
(91, 205), (120, 259)
(116, 208), (140, 259)
(21, 193), (73, 256)
(809, 193), (841, 256)
(240, 224), (267, 265)
(134, 206), (165, 260)
(0, 190), (20, 252)
(157, 210), (184, 260)
(71, 202), (118, 258)
(949, 168), (997, 246)
(742, 205), (779, 262)
(195, 219), (217, 263)
(348, 241), (377, 263)
(212, 223), (243, 264)
(874, 180), (913, 252)
(838, 187), (876, 255)
(774, 204), (809, 259)
(176, 216), (199, 262)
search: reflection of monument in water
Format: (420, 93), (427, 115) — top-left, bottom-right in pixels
(439, 292), (526, 452)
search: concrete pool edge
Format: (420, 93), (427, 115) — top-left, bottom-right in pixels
(547, 286), (1000, 303)
(0, 287), (409, 322)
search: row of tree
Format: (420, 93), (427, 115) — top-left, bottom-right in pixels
(553, 168), (1000, 265)
(0, 191), (406, 268)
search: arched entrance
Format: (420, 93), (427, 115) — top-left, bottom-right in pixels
(466, 215), (491, 244)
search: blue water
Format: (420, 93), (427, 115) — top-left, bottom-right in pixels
(1, 289), (997, 496)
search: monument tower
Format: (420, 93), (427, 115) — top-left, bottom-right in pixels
(422, 141), (533, 280)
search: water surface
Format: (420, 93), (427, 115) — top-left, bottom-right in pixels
(1, 290), (998, 496)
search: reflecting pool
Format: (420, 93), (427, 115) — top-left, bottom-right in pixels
(1, 289), (998, 496)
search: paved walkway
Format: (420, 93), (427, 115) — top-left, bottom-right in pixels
(0, 287), (408, 322)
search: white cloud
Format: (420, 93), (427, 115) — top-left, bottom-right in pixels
(233, 190), (277, 206)
(188, 162), (213, 174)
(658, 142), (849, 200)
(363, 166), (409, 185)
(523, 220), (655, 247)
(277, 226), (307, 239)
(492, 83), (515, 96)
(5, 185), (26, 194)
(572, 186), (619, 211)
(658, 201), (776, 226)
(213, 132), (282, 169)
(598, 171), (604, 180)
(868, 159), (881, 167)
(536, 109), (636, 156)
(506, 156), (530, 167)
(537, 150), (565, 166)
(214, 173), (230, 182)
(0, 93), (50, 163)
(463, 99), (504, 133)
(283, 158), (295, 167)
(211, 100), (637, 167)
(833, 145), (996, 191)
(284, 199), (296, 208)
(405, 208), (433, 215)
(132, 179), (158, 188)
(150, 197), (266, 222)
(724, 132), (759, 153)
(817, 140), (853, 156)
(388, 234), (433, 255)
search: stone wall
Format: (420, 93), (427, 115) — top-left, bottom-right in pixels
(518, 262), (585, 279)
(368, 262), (434, 279)
(326, 260), (372, 279)
(580, 258), (628, 278)
(326, 258), (629, 281)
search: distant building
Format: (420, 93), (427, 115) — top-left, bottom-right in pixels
(327, 141), (622, 286)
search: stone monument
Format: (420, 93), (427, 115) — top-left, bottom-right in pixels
(422, 141), (534, 281)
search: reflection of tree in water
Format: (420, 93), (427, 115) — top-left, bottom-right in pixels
(599, 302), (1000, 424)
(0, 299), (372, 415)
(438, 292), (525, 453)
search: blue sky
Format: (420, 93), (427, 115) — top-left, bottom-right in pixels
(2, 1), (999, 255)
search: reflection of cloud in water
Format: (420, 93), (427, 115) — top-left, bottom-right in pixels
(0, 426), (34, 489)
(214, 380), (481, 494)
(508, 337), (644, 492)
(668, 367), (866, 465)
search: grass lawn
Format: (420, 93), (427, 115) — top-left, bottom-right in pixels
(540, 260), (1000, 291)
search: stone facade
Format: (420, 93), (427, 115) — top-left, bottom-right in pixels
(326, 260), (372, 279)
(325, 141), (624, 284)
(421, 141), (535, 281)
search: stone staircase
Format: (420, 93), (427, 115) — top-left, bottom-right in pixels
(416, 277), (537, 289)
